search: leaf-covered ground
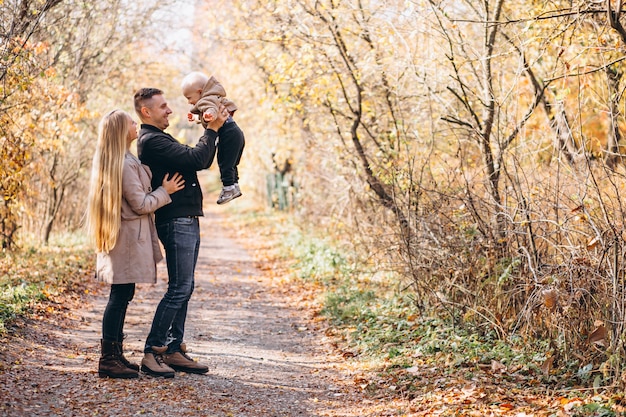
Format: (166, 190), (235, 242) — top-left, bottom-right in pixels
(1, 201), (625, 416)
(0, 207), (369, 416)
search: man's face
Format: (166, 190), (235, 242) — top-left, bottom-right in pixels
(183, 87), (202, 105)
(143, 94), (172, 130)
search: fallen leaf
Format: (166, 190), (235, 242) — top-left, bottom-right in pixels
(405, 366), (420, 374)
(588, 324), (607, 345)
(491, 360), (507, 373)
(541, 356), (555, 375)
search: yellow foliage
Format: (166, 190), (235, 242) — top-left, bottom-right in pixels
(0, 32), (98, 247)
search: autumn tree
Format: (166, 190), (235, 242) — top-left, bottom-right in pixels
(20, 0), (144, 244)
(202, 0), (438, 254)
(2, 0), (181, 246)
(0, 0), (66, 248)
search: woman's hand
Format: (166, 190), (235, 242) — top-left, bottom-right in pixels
(162, 173), (185, 194)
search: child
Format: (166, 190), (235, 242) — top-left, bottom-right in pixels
(181, 71), (245, 204)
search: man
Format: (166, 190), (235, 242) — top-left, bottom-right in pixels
(133, 87), (227, 378)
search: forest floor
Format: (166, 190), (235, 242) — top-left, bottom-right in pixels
(0, 200), (623, 416)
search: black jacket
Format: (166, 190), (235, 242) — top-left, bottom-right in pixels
(137, 124), (217, 224)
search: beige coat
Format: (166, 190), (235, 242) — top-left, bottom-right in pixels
(96, 152), (171, 284)
(189, 75), (238, 129)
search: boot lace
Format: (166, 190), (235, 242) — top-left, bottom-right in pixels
(154, 353), (168, 366)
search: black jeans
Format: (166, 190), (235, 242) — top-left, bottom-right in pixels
(102, 283), (135, 342)
(217, 119), (245, 187)
(144, 217), (200, 354)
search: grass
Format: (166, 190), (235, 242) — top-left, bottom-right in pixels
(0, 234), (94, 334)
(0, 283), (45, 332)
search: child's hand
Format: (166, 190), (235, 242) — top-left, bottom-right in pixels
(202, 110), (216, 123)
(188, 113), (202, 124)
(206, 104), (228, 131)
(162, 173), (185, 194)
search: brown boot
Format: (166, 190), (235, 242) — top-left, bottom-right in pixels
(115, 342), (139, 371)
(141, 346), (175, 378)
(162, 343), (208, 374)
(99, 340), (139, 379)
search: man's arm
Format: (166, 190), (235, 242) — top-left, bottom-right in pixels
(142, 134), (214, 172)
(200, 129), (218, 170)
(141, 104), (227, 171)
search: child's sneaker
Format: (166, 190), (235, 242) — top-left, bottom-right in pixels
(217, 184), (242, 205)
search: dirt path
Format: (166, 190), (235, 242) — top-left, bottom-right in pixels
(0, 207), (371, 417)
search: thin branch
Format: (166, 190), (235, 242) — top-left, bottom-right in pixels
(545, 56), (626, 82)
(451, 7), (614, 25)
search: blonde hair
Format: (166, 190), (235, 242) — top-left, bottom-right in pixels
(181, 71), (209, 92)
(86, 110), (130, 252)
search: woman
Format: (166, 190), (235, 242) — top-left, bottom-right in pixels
(86, 110), (184, 379)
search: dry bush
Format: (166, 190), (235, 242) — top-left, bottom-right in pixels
(339, 150), (626, 379)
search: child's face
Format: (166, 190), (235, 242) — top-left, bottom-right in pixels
(183, 87), (202, 105)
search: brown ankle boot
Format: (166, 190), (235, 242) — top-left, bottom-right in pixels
(162, 343), (209, 374)
(115, 342), (140, 371)
(141, 346), (175, 378)
(99, 340), (139, 379)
